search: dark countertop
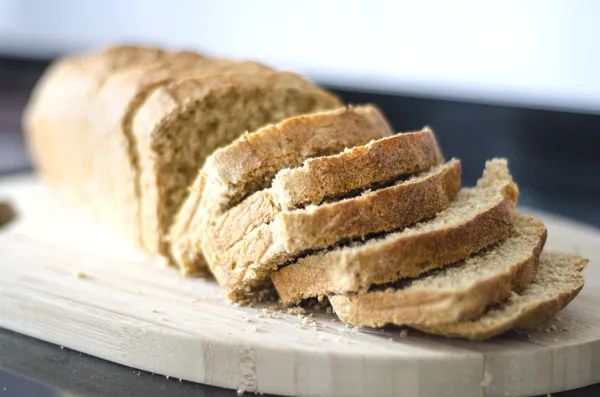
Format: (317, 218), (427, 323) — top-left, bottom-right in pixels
(1, 56), (599, 397)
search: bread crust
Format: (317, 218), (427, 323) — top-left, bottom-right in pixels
(328, 214), (547, 327)
(271, 129), (444, 209)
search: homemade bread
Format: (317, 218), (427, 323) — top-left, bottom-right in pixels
(272, 159), (518, 303)
(200, 131), (446, 300)
(24, 45), (341, 257)
(169, 105), (393, 273)
(328, 213), (546, 327)
(416, 251), (588, 340)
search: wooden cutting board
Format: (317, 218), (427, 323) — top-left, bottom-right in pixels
(1, 176), (600, 397)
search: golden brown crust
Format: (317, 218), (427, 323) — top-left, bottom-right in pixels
(271, 159), (519, 303)
(271, 129), (444, 209)
(328, 214), (547, 327)
(416, 252), (588, 340)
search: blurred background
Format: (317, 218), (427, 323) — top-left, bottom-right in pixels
(0, 0), (598, 222)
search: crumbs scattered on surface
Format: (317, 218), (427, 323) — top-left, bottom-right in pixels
(161, 317), (168, 322)
(248, 325), (259, 332)
(400, 329), (409, 337)
(257, 308), (283, 319)
(152, 308), (158, 313)
(339, 325), (359, 334)
(73, 271), (87, 279)
(286, 306), (306, 315)
(237, 389), (245, 396)
(561, 327), (570, 332)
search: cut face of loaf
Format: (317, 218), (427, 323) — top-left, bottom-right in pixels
(23, 45), (341, 257)
(272, 159), (519, 303)
(169, 105), (393, 273)
(328, 213), (547, 327)
(416, 251), (588, 340)
(196, 131), (447, 301)
(133, 72), (341, 257)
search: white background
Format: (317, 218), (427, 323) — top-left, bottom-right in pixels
(1, 0), (599, 113)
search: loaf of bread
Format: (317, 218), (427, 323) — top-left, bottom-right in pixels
(25, 45), (587, 340)
(24, 45), (341, 257)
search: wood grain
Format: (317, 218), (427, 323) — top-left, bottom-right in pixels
(1, 175), (599, 397)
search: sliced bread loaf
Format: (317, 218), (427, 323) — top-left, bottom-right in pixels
(205, 159), (460, 286)
(272, 159), (519, 303)
(24, 45), (341, 257)
(416, 251), (588, 340)
(328, 213), (546, 327)
(200, 132), (447, 300)
(169, 105), (393, 273)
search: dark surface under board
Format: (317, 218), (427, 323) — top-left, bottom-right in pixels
(0, 56), (599, 397)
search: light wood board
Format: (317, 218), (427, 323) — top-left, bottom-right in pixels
(1, 176), (600, 397)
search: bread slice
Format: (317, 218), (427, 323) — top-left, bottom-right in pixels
(169, 105), (393, 273)
(328, 213), (547, 327)
(24, 45), (341, 257)
(200, 132), (447, 300)
(416, 251), (588, 340)
(270, 129), (444, 210)
(272, 159), (519, 303)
